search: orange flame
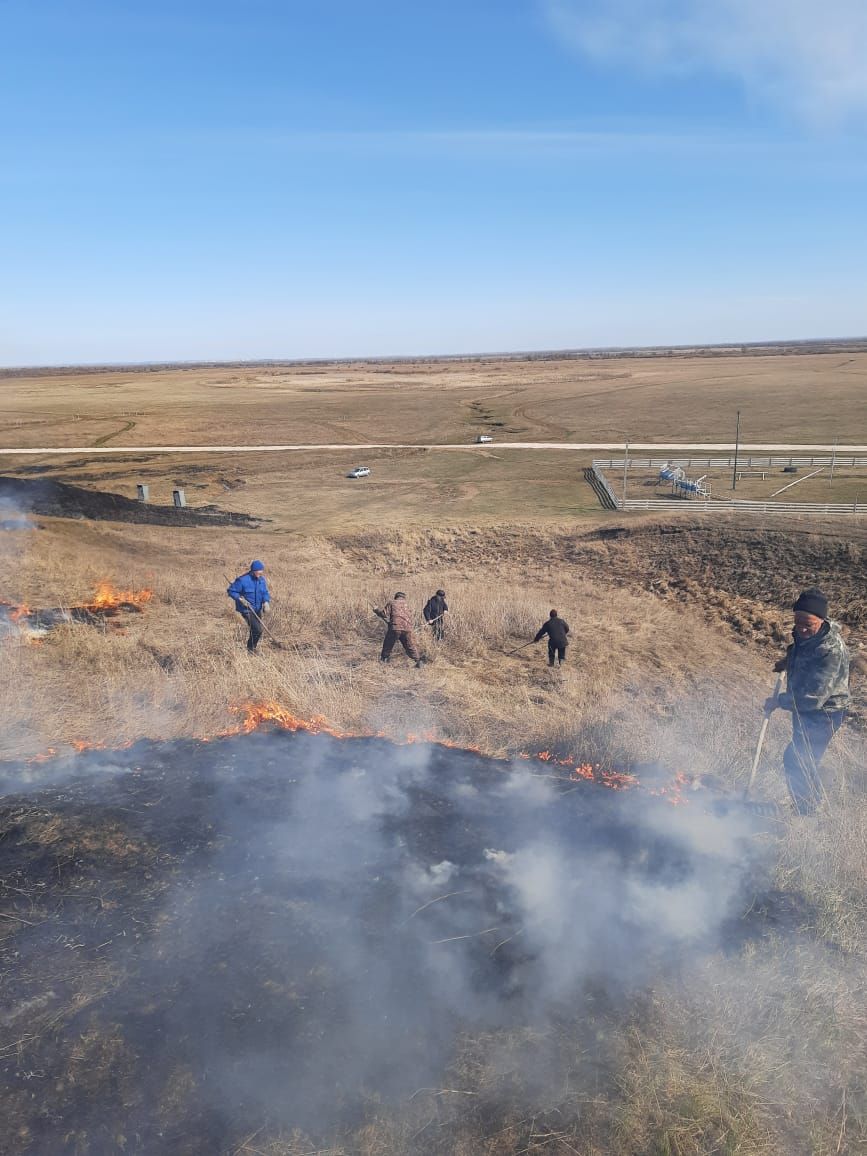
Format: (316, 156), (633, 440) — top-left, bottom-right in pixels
(88, 580), (154, 611)
(0, 600), (32, 622)
(26, 701), (688, 805)
(2, 582), (153, 633)
(220, 702), (666, 797)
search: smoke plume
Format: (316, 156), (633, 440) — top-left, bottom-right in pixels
(0, 728), (770, 1149)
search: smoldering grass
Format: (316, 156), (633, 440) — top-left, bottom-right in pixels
(1, 525), (866, 1154)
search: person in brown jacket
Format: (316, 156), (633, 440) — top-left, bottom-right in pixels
(374, 592), (423, 667)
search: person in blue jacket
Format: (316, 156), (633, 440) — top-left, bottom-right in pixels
(227, 560), (271, 652)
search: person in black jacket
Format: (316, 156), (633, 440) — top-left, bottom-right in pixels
(423, 589), (448, 641)
(534, 610), (569, 666)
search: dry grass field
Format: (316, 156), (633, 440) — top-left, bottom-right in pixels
(1, 348), (867, 1154)
(2, 348), (866, 532)
(2, 347), (866, 450)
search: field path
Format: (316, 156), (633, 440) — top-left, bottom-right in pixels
(93, 419), (136, 447)
(1, 442), (867, 455)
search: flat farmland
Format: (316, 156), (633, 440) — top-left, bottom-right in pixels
(2, 447), (606, 530)
(2, 347), (866, 453)
(2, 346), (866, 529)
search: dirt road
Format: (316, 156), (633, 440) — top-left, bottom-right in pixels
(1, 442), (866, 455)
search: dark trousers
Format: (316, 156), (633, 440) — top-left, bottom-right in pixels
(241, 609), (263, 651)
(548, 641), (566, 666)
(381, 628), (419, 661)
(783, 709), (845, 814)
(427, 619), (444, 641)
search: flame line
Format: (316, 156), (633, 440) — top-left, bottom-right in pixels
(21, 699), (689, 806)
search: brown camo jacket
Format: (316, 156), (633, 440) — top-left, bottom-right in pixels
(385, 597), (413, 633)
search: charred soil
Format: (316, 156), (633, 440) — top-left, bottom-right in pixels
(1, 729), (774, 1156)
(0, 476), (259, 528)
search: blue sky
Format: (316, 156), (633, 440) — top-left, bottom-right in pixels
(1, 0), (866, 364)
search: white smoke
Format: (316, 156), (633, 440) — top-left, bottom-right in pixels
(0, 497), (35, 532)
(545, 0), (867, 123)
(1, 729), (770, 1143)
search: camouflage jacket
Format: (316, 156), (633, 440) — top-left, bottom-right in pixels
(384, 597), (413, 633)
(777, 620), (850, 714)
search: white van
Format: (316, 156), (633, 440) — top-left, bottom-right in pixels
(347, 466), (371, 478)
(475, 434), (494, 444)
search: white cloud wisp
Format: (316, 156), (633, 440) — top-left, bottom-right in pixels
(545, 0), (867, 123)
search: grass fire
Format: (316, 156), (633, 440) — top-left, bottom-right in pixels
(0, 581), (154, 640)
(1, 727), (774, 1154)
(0, 354), (866, 1154)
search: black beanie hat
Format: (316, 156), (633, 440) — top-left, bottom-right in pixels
(793, 587), (828, 620)
(436, 589), (445, 597)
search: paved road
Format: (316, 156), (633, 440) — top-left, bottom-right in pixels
(1, 442), (867, 455)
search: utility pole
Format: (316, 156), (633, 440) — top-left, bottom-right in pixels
(731, 410), (741, 491)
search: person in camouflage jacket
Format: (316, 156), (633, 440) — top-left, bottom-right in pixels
(374, 592), (422, 667)
(766, 587), (850, 814)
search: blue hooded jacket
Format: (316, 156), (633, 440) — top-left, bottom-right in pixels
(227, 571), (271, 614)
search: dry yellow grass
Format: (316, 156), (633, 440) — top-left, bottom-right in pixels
(2, 517), (786, 787)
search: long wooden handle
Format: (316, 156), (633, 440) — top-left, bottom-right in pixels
(743, 673), (784, 799)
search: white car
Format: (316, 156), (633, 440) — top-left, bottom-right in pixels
(475, 434), (494, 443)
(347, 466), (371, 478)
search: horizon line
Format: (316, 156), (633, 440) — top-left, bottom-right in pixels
(2, 335), (866, 375)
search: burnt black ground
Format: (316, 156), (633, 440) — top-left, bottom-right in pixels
(0, 476), (258, 527)
(0, 731), (772, 1155)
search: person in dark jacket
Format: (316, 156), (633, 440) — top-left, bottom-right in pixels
(534, 610), (570, 666)
(765, 587), (850, 814)
(423, 589), (448, 641)
(227, 561), (271, 652)
(374, 592), (423, 667)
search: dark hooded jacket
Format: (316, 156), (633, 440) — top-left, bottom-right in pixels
(423, 594), (448, 623)
(535, 616), (569, 648)
(777, 620), (850, 714)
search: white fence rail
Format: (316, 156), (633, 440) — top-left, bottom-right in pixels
(616, 499), (867, 515)
(593, 455), (867, 470)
